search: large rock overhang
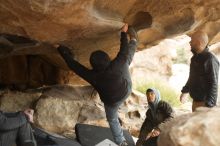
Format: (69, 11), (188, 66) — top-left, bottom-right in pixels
(0, 0), (219, 87)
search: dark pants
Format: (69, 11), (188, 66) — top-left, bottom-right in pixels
(104, 89), (131, 145)
(0, 123), (36, 146)
(143, 137), (158, 146)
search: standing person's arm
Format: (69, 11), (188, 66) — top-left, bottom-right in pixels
(205, 57), (219, 107)
(57, 45), (93, 83)
(180, 62), (191, 103)
(0, 111), (27, 131)
(180, 79), (190, 103)
(113, 24), (137, 66)
(181, 78), (190, 94)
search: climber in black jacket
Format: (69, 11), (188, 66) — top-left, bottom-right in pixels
(57, 23), (138, 146)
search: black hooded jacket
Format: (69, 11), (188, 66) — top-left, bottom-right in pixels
(136, 100), (173, 146)
(58, 32), (137, 105)
(181, 48), (219, 107)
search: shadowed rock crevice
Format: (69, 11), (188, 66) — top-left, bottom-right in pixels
(0, 34), (69, 89)
(0, 33), (59, 57)
(126, 11), (153, 30)
(0, 55), (72, 90)
(1, 33), (37, 45)
(0, 44), (13, 54)
(163, 8), (195, 35)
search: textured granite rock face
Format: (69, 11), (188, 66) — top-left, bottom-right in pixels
(158, 107), (220, 146)
(0, 0), (220, 87)
(0, 90), (41, 112)
(0, 0), (219, 58)
(1, 0), (219, 48)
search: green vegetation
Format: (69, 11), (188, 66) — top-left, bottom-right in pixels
(173, 48), (188, 64)
(134, 81), (181, 107)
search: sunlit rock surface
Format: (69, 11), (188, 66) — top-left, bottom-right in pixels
(0, 0), (220, 87)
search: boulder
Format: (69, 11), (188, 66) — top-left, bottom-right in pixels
(0, 85), (148, 138)
(34, 85), (94, 135)
(158, 107), (220, 146)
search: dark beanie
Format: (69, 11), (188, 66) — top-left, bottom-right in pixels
(146, 88), (154, 94)
(90, 50), (111, 71)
